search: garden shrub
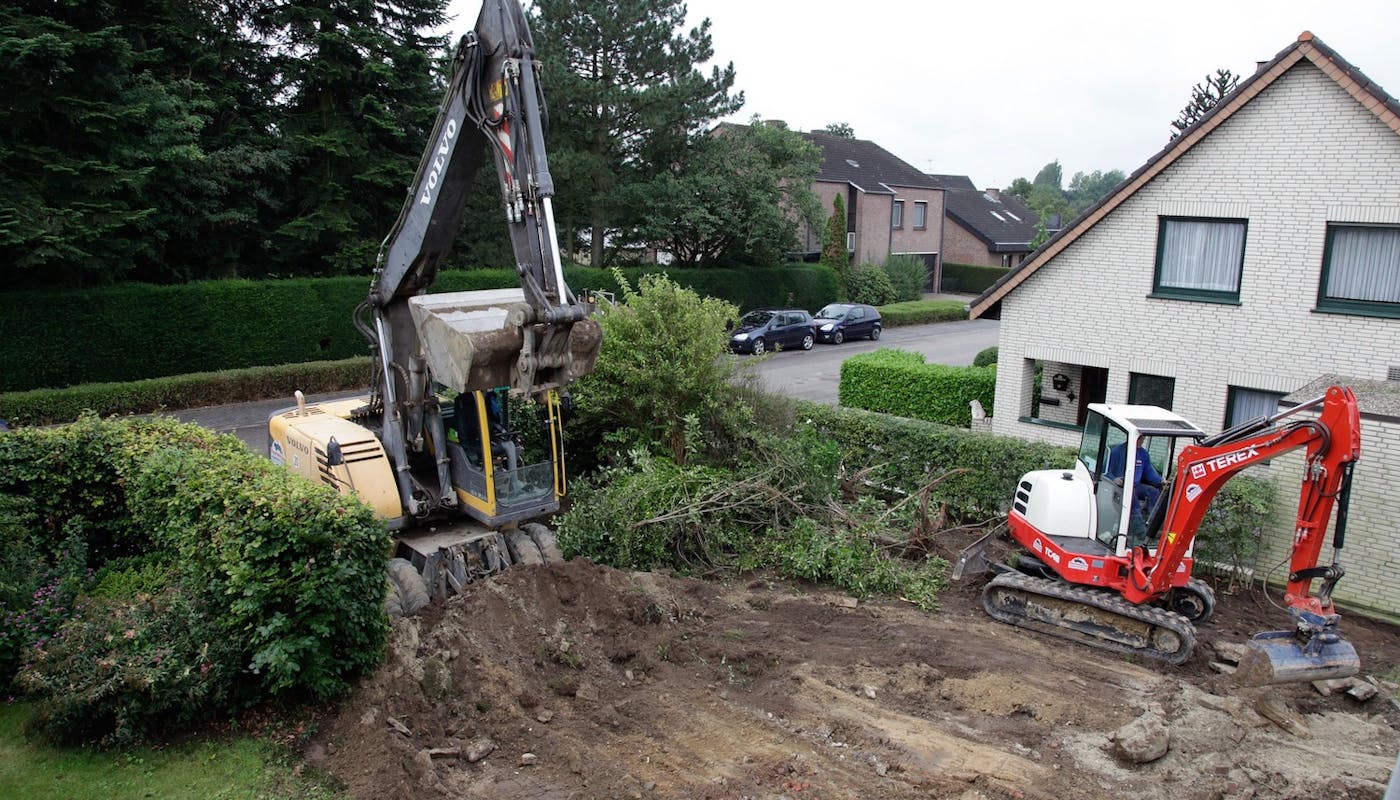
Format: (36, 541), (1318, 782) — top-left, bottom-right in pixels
(0, 416), (390, 744)
(1193, 473), (1276, 587)
(880, 254), (927, 302)
(876, 300), (967, 327)
(570, 272), (760, 468)
(973, 347), (998, 367)
(839, 349), (995, 427)
(846, 264), (898, 306)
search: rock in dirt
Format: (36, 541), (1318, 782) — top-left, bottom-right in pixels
(1345, 681), (1378, 702)
(465, 737), (497, 763)
(1214, 641), (1248, 665)
(387, 716), (412, 737)
(1312, 678), (1352, 696)
(407, 749), (434, 781)
(1254, 694), (1310, 738)
(1111, 712), (1171, 764)
(518, 752), (539, 767)
(536, 709), (555, 723)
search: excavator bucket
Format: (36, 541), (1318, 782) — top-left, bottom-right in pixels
(1234, 628), (1360, 686)
(409, 289), (602, 395)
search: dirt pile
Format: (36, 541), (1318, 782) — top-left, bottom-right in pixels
(311, 561), (1400, 799)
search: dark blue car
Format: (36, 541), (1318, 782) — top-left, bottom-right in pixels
(729, 308), (815, 355)
(813, 303), (882, 344)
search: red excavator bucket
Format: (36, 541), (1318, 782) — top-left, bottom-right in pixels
(1235, 628), (1360, 686)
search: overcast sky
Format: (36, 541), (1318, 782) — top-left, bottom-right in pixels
(446, 1), (1400, 190)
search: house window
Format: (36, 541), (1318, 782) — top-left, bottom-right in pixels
(892, 200), (904, 229)
(913, 201), (927, 230)
(1317, 224), (1400, 318)
(1225, 386), (1284, 428)
(1129, 373), (1175, 409)
(1153, 217), (1247, 302)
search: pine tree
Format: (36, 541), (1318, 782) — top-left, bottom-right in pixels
(822, 195), (849, 299)
(257, 0), (451, 274)
(531, 0), (743, 266)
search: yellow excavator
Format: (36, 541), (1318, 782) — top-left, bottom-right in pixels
(268, 0), (601, 614)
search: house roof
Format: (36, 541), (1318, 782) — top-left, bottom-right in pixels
(927, 174), (977, 191)
(944, 190), (1040, 252)
(1283, 375), (1400, 423)
(800, 131), (940, 193)
(969, 31), (1400, 319)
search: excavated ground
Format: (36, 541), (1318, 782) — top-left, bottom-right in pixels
(308, 560), (1400, 800)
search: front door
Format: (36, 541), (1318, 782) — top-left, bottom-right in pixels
(1077, 367), (1108, 426)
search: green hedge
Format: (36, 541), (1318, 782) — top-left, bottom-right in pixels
(0, 358), (372, 426)
(877, 300), (967, 326)
(0, 265), (837, 392)
(940, 262), (1009, 294)
(839, 349), (995, 427)
(799, 402), (1073, 519)
(0, 417), (390, 744)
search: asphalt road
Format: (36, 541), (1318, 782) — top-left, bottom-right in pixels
(175, 318), (1000, 451)
(745, 318), (999, 404)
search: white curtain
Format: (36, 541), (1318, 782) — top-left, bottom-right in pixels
(1229, 388), (1283, 426)
(1160, 219), (1245, 292)
(1326, 226), (1400, 303)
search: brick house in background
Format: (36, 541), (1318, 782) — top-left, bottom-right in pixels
(969, 32), (1400, 615)
(942, 188), (1041, 269)
(796, 131), (945, 289)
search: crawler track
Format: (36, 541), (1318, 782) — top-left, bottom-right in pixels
(982, 571), (1197, 665)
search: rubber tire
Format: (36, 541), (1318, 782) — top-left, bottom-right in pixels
(505, 529), (545, 566)
(751, 337), (766, 355)
(833, 330), (844, 345)
(386, 558), (430, 619)
(522, 522), (565, 565)
(870, 325), (881, 341)
(801, 333), (814, 350)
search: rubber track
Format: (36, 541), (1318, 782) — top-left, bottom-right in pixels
(982, 571), (1198, 665)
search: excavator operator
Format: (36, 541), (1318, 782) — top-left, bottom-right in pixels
(1105, 440), (1164, 539)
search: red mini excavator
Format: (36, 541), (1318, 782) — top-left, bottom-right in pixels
(955, 385), (1362, 684)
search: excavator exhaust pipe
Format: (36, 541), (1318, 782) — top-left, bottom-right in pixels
(1234, 612), (1360, 686)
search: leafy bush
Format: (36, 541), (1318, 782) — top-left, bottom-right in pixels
(0, 416), (390, 744)
(940, 262), (1009, 294)
(846, 264), (898, 306)
(881, 255), (927, 302)
(973, 347), (998, 367)
(839, 349), (995, 427)
(877, 300), (967, 326)
(1194, 474), (1276, 587)
(557, 431), (946, 609)
(570, 272), (760, 467)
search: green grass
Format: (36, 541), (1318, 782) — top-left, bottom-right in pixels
(0, 704), (344, 800)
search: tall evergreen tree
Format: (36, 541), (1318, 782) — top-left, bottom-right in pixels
(254, 0), (450, 275)
(531, 0), (742, 266)
(0, 0), (282, 286)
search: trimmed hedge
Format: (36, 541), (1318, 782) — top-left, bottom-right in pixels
(940, 262), (1009, 294)
(0, 357), (372, 426)
(799, 401), (1073, 519)
(878, 300), (967, 326)
(839, 349), (995, 427)
(0, 416), (390, 744)
(0, 265), (837, 392)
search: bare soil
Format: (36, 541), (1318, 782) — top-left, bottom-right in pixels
(309, 560), (1400, 800)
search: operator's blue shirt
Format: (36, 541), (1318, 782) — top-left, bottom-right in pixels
(1105, 444), (1163, 485)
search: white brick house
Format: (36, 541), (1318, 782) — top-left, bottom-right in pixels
(968, 33), (1400, 616)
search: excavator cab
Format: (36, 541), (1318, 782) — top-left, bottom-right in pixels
(1080, 409), (1192, 554)
(440, 387), (567, 528)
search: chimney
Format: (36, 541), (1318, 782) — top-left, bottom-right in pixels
(765, 119), (788, 129)
(984, 188), (1002, 201)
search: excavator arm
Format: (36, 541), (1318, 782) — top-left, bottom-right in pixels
(355, 0), (601, 519)
(1130, 385), (1362, 683)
